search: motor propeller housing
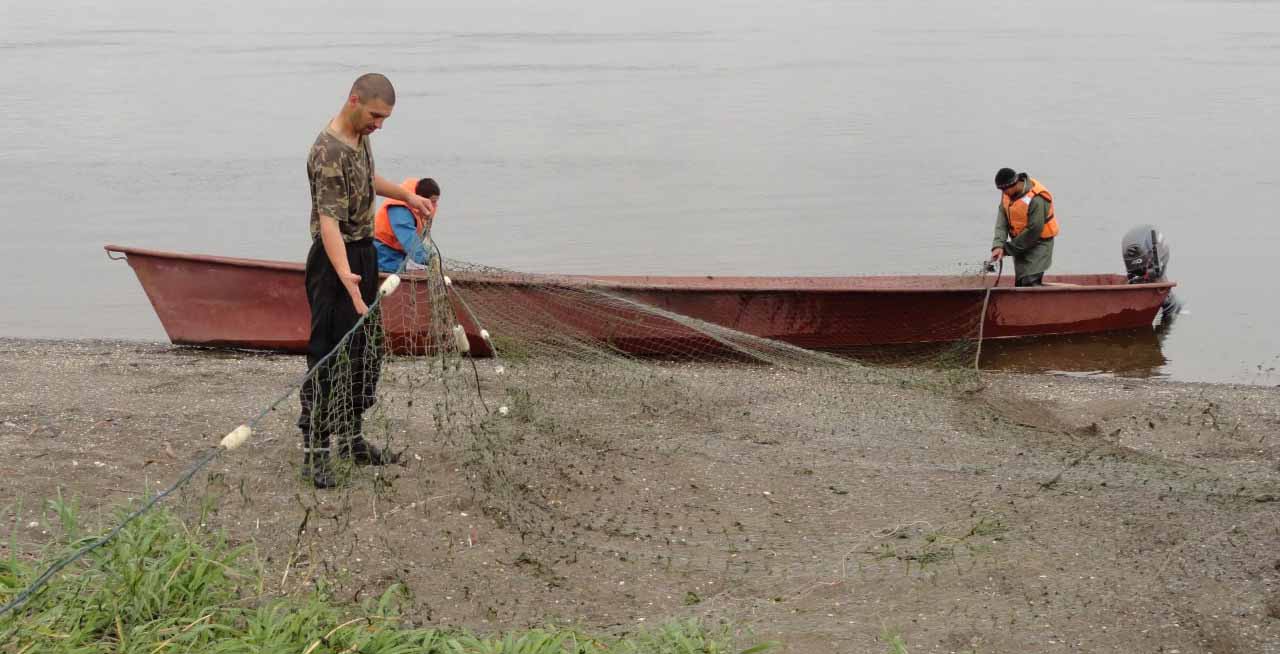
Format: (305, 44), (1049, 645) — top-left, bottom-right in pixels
(1121, 225), (1172, 283)
(1122, 225), (1181, 323)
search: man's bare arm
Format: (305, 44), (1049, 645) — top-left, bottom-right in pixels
(374, 175), (411, 201)
(374, 174), (435, 219)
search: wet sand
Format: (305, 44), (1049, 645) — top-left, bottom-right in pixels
(1, 338), (1278, 652)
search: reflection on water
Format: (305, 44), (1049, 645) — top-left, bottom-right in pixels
(829, 323), (1172, 380)
(3, 0), (1279, 383)
(979, 326), (1171, 379)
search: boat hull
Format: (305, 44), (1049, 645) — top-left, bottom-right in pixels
(105, 245), (1174, 356)
(584, 274), (1169, 346)
(106, 245), (491, 356)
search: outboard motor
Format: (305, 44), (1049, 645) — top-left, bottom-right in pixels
(1121, 225), (1170, 283)
(1121, 225), (1181, 324)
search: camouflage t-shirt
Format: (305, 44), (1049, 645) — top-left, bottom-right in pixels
(307, 126), (375, 242)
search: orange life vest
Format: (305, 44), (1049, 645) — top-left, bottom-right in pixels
(373, 177), (426, 252)
(1001, 177), (1060, 240)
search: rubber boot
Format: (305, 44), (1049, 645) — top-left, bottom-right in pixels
(302, 449), (338, 488)
(348, 437), (398, 466)
(335, 414), (397, 466)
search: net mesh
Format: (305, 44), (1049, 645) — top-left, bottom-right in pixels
(3, 240), (1001, 633)
(297, 250), (993, 540)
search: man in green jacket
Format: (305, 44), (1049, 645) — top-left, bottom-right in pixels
(989, 167), (1058, 287)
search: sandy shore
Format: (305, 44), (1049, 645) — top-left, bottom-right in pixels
(1, 337), (1278, 652)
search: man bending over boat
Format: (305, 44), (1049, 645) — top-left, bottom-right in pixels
(374, 177), (440, 273)
(299, 73), (436, 488)
(989, 167), (1059, 287)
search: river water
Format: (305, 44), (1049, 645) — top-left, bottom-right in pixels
(3, 0), (1278, 384)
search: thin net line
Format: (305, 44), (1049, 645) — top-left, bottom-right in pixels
(3, 231), (992, 622)
(0, 243), (426, 619)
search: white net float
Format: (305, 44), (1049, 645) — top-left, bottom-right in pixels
(219, 425), (252, 450)
(452, 325), (470, 353)
(378, 274), (401, 297)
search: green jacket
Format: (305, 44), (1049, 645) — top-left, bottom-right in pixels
(992, 190), (1054, 278)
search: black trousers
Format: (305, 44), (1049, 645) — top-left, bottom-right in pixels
(298, 238), (384, 451)
(1015, 273), (1045, 287)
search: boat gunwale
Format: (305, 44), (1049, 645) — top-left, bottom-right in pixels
(104, 244), (1176, 295)
(107, 244), (307, 274)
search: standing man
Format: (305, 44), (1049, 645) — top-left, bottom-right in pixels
(300, 73), (435, 488)
(989, 168), (1059, 287)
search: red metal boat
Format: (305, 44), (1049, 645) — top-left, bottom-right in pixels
(105, 244), (1175, 357)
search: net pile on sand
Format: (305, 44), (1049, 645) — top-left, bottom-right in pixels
(307, 254), (992, 533)
(1, 247), (996, 624)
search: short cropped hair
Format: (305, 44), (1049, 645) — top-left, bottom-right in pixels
(350, 73), (395, 105)
(415, 178), (440, 198)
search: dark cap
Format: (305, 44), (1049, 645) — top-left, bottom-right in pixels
(994, 168), (1018, 189)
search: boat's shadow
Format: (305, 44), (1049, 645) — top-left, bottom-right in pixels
(828, 325), (1172, 379)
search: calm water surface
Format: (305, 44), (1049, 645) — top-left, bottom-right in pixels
(2, 0), (1278, 383)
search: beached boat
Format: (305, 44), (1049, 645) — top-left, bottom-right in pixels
(105, 244), (1175, 357)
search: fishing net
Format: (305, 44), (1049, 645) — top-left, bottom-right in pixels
(280, 251), (996, 544)
(2, 242), (1002, 638)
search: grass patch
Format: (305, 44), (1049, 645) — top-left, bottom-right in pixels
(1, 497), (776, 653)
(860, 514), (1010, 575)
(966, 515), (1009, 538)
(880, 626), (909, 654)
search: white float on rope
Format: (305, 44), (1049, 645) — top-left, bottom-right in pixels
(452, 325), (470, 353)
(379, 274), (402, 297)
(220, 425), (252, 450)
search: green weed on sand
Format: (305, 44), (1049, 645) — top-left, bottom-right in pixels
(0, 498), (776, 654)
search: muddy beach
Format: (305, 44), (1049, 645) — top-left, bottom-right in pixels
(1, 338), (1277, 652)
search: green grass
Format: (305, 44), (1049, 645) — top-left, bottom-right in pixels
(880, 626), (909, 654)
(1, 498), (776, 654)
(965, 516), (1009, 538)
